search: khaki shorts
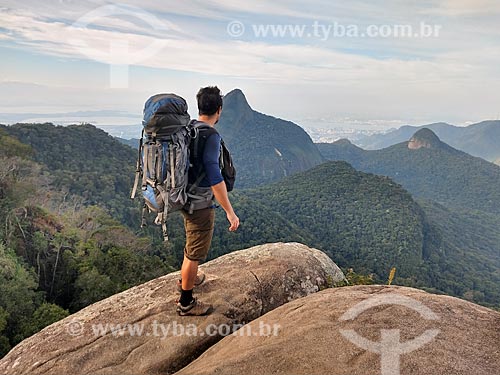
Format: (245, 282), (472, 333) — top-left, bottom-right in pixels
(181, 207), (216, 261)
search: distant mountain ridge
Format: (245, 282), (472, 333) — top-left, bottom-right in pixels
(318, 129), (500, 216)
(217, 89), (324, 187)
(356, 120), (500, 163)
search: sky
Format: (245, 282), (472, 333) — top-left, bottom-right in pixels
(0, 0), (499, 130)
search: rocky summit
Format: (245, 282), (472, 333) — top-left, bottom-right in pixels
(1, 243), (499, 375)
(0, 243), (345, 375)
(178, 285), (500, 375)
(407, 128), (443, 150)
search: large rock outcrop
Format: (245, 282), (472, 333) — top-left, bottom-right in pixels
(407, 128), (443, 150)
(178, 285), (500, 375)
(0, 243), (345, 375)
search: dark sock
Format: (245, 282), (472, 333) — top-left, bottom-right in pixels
(180, 288), (193, 307)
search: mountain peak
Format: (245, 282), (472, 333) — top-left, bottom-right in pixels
(223, 88), (251, 112)
(217, 88), (324, 187)
(333, 138), (353, 146)
(408, 128), (442, 150)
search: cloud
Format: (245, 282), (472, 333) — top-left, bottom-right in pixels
(2, 5), (497, 86)
(1, 1), (499, 125)
(426, 0), (500, 15)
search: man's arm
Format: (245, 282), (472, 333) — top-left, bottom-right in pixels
(203, 132), (240, 232)
(211, 180), (240, 232)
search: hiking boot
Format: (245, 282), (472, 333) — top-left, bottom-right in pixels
(176, 271), (206, 292)
(176, 298), (212, 316)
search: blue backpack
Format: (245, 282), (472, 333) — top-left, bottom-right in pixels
(131, 94), (209, 241)
(131, 93), (236, 241)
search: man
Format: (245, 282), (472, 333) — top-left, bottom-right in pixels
(176, 86), (240, 316)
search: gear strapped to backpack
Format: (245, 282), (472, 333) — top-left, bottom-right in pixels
(219, 138), (236, 192)
(131, 93), (236, 241)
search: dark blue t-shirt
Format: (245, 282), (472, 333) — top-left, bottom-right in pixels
(199, 131), (224, 187)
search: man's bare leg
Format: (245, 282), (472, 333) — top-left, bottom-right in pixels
(181, 256), (198, 291)
(177, 256), (211, 315)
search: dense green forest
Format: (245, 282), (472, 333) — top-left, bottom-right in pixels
(2, 123), (139, 226)
(418, 199), (500, 304)
(248, 162), (427, 279)
(1, 123), (499, 358)
(244, 162), (500, 306)
(0, 128), (173, 356)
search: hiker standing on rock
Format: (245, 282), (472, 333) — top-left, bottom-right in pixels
(176, 86), (240, 316)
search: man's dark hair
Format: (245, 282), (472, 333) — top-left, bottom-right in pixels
(197, 86), (223, 116)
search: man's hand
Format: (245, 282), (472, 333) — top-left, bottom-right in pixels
(211, 180), (240, 232)
(227, 211), (240, 232)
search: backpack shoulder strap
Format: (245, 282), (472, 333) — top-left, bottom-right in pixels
(192, 123), (218, 160)
(130, 129), (144, 199)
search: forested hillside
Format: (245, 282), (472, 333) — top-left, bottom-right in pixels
(248, 162), (427, 279)
(0, 128), (176, 356)
(245, 162), (500, 307)
(418, 199), (500, 304)
(1, 123), (139, 226)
